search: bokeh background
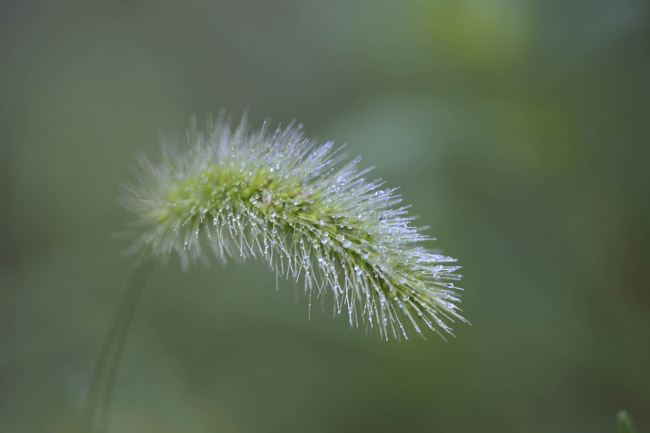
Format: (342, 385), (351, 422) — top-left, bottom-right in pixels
(2, 1), (649, 432)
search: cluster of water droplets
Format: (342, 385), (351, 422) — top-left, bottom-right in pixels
(123, 115), (467, 340)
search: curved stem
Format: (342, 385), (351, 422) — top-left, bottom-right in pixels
(83, 259), (153, 433)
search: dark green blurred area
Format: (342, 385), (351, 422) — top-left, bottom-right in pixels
(2, 1), (649, 432)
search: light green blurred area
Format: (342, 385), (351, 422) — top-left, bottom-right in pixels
(1, 1), (649, 432)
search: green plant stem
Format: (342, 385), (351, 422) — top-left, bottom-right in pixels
(83, 259), (153, 433)
(618, 411), (638, 433)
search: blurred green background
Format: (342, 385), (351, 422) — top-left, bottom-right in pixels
(2, 0), (649, 432)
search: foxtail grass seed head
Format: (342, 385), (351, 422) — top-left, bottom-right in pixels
(122, 114), (467, 340)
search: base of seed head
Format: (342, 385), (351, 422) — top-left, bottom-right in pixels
(122, 114), (467, 340)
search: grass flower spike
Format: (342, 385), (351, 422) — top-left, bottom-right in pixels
(123, 114), (467, 340)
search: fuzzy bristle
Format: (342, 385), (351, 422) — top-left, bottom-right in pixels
(122, 114), (467, 340)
